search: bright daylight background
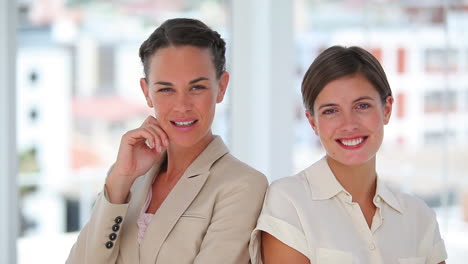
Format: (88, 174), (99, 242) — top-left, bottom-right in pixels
(9, 0), (468, 263)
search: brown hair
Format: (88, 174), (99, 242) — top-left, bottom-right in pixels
(301, 46), (392, 115)
(139, 18), (226, 79)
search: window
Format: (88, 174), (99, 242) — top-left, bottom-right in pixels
(424, 90), (457, 113)
(370, 48), (383, 63)
(397, 47), (406, 74)
(395, 92), (406, 119)
(425, 48), (458, 73)
(424, 130), (455, 145)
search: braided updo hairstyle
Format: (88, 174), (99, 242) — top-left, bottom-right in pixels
(139, 18), (226, 79)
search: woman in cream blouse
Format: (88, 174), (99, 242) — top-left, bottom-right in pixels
(250, 46), (447, 264)
(67, 18), (268, 264)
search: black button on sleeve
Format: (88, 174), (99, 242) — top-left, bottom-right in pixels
(105, 241), (114, 249)
(109, 233), (117, 241)
(114, 216), (123, 224)
(112, 224), (120, 232)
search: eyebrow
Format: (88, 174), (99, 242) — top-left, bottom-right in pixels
(189, 77), (209, 84)
(317, 96), (375, 110)
(153, 77), (210, 86)
(352, 96), (375, 103)
(317, 103), (338, 110)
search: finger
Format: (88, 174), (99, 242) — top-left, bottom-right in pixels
(142, 116), (170, 150)
(146, 115), (159, 123)
(141, 116), (169, 146)
(140, 127), (160, 151)
(124, 128), (156, 150)
(142, 126), (163, 152)
(145, 123), (169, 147)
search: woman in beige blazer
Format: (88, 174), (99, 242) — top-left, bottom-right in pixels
(67, 18), (268, 264)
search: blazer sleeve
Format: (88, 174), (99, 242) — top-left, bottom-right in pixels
(193, 171), (268, 264)
(66, 186), (131, 264)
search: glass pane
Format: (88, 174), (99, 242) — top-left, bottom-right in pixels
(16, 1), (230, 263)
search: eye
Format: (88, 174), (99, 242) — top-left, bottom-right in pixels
(356, 103), (370, 109)
(157, 87), (173, 93)
(191, 85), (207, 91)
(322, 108), (337, 115)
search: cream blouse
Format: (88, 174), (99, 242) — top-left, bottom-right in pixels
(250, 157), (447, 264)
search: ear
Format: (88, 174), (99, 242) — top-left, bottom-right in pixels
(216, 72), (229, 103)
(140, 78), (153, 108)
(383, 96), (393, 125)
(305, 110), (319, 136)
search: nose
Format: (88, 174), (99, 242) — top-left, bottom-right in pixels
(172, 93), (192, 112)
(339, 112), (359, 132)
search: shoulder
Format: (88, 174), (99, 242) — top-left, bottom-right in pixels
(262, 170), (310, 214)
(206, 154), (269, 213)
(268, 157), (329, 200)
(388, 185), (438, 224)
(387, 187), (445, 249)
(255, 171), (309, 239)
(203, 154), (268, 203)
(211, 153), (268, 188)
(267, 169), (309, 200)
(395, 188), (435, 215)
(270, 171), (308, 192)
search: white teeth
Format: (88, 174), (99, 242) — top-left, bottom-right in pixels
(173, 120), (196, 126)
(341, 137), (364, 146)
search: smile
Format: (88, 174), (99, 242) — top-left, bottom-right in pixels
(171, 120), (198, 127)
(337, 136), (368, 147)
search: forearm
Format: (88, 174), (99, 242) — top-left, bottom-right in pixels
(66, 189), (130, 264)
(105, 171), (133, 204)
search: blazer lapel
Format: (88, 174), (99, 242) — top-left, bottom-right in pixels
(139, 136), (229, 264)
(119, 155), (167, 263)
(139, 171), (210, 264)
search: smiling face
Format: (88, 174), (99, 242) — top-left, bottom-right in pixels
(306, 74), (393, 166)
(140, 45), (228, 149)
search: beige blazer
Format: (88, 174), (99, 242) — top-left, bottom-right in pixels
(66, 136), (268, 264)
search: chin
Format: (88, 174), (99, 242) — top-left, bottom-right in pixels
(169, 133), (209, 148)
(170, 138), (198, 148)
(328, 152), (376, 167)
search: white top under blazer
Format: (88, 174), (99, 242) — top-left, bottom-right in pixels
(250, 157), (447, 264)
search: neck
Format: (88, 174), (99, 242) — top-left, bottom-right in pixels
(164, 133), (214, 180)
(326, 155), (377, 203)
